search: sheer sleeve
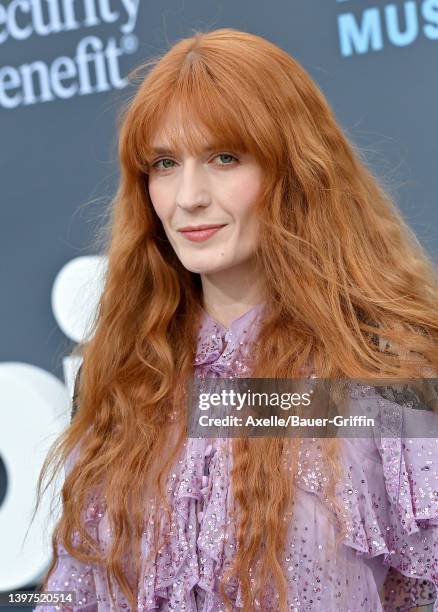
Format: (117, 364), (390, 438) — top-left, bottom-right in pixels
(36, 541), (98, 611)
(316, 380), (438, 611)
(356, 382), (438, 610)
(35, 463), (100, 611)
(375, 426), (438, 610)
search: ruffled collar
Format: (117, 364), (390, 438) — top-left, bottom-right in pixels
(194, 303), (265, 375)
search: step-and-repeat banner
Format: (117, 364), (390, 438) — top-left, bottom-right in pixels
(1, 0), (436, 600)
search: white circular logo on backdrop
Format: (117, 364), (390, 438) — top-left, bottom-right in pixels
(51, 255), (107, 343)
(0, 363), (69, 590)
(0, 255), (107, 590)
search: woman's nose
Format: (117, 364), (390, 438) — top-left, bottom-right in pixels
(176, 162), (211, 209)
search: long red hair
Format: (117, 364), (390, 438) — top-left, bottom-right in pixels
(33, 28), (438, 611)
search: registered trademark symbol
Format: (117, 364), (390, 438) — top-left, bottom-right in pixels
(121, 34), (138, 54)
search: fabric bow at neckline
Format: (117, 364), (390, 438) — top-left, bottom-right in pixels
(194, 329), (238, 375)
(194, 303), (266, 374)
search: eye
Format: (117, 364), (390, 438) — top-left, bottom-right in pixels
(151, 158), (175, 171)
(214, 153), (239, 166)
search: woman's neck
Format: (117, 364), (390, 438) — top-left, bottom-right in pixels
(200, 260), (267, 329)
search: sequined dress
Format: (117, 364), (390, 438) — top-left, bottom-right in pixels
(37, 303), (438, 611)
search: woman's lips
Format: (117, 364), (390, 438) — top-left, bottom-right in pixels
(178, 224), (227, 242)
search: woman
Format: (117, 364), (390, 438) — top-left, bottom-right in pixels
(34, 28), (438, 611)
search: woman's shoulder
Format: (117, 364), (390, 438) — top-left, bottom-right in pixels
(295, 380), (438, 556)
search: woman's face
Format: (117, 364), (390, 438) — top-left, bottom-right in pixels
(147, 115), (264, 275)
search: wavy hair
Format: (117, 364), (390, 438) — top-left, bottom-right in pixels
(33, 28), (438, 611)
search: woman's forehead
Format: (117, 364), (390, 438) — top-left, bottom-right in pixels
(146, 101), (250, 158)
(150, 111), (216, 154)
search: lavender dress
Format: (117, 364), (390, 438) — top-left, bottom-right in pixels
(37, 304), (438, 611)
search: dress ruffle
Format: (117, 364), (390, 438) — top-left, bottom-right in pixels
(135, 437), (243, 611)
(293, 383), (438, 610)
